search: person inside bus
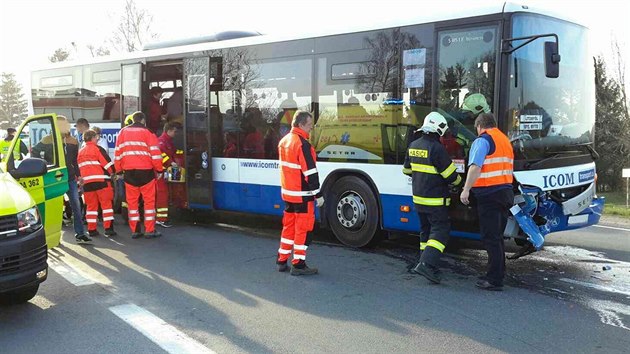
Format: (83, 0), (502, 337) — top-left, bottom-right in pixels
(459, 93), (490, 127)
(440, 119), (465, 159)
(167, 86), (184, 126)
(147, 86), (164, 134)
(223, 131), (238, 157)
(241, 108), (264, 158)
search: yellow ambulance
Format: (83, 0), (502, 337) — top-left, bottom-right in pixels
(0, 114), (68, 304)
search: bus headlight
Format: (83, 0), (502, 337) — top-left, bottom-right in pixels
(17, 207), (42, 235)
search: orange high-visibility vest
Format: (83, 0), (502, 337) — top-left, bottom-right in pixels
(473, 127), (513, 187)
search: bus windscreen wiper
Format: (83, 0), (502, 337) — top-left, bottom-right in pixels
(577, 142), (599, 160)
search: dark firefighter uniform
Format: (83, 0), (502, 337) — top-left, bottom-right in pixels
(114, 122), (163, 237)
(403, 130), (462, 280)
(277, 126), (321, 267)
(78, 140), (116, 235)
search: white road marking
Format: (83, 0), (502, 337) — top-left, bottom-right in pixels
(592, 224), (630, 232)
(109, 304), (215, 354)
(48, 255), (95, 286)
(559, 278), (630, 297)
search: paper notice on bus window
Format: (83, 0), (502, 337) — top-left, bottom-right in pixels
(404, 68), (424, 89)
(520, 123), (543, 131)
(452, 159), (465, 173)
(520, 114), (543, 122)
(403, 48), (426, 66)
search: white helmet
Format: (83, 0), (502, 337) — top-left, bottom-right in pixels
(420, 112), (448, 136)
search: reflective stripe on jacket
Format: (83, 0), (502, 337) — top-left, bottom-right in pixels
(114, 123), (163, 172)
(403, 132), (462, 207)
(78, 141), (115, 185)
(278, 127), (321, 203)
(473, 128), (514, 187)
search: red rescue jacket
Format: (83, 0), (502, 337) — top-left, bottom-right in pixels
(158, 132), (176, 168)
(78, 141), (115, 188)
(278, 127), (321, 203)
(114, 123), (163, 173)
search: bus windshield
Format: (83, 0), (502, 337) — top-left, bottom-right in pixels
(507, 14), (595, 159)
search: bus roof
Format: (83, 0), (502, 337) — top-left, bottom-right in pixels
(32, 1), (584, 72)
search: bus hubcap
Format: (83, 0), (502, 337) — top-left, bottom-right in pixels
(336, 192), (367, 230)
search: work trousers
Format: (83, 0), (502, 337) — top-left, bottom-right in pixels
(476, 188), (514, 286)
(156, 177), (169, 222)
(126, 180), (157, 233)
(277, 201), (315, 265)
(85, 187), (114, 231)
(417, 206), (450, 267)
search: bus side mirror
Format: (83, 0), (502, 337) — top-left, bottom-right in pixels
(544, 41), (560, 78)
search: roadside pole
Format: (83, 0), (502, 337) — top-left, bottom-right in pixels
(623, 168), (630, 208)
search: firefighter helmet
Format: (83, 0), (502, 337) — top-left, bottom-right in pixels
(461, 93), (490, 115)
(420, 112), (449, 136)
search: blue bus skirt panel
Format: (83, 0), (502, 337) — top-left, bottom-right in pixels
(209, 181), (604, 240)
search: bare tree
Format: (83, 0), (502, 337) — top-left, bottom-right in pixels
(87, 44), (111, 57)
(110, 0), (158, 52)
(611, 36), (629, 120)
(49, 48), (70, 63)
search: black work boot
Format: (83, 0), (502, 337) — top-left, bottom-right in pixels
(290, 261), (318, 276)
(276, 261), (289, 273)
(412, 262), (441, 284)
(88, 229), (100, 237)
(144, 231), (162, 239)
(104, 227), (117, 237)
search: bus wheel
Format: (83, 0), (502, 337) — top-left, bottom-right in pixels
(328, 176), (380, 247)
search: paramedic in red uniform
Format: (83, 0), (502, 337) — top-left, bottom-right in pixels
(156, 122), (177, 228)
(78, 129), (117, 237)
(147, 86), (163, 134)
(115, 111), (164, 239)
(276, 110), (324, 276)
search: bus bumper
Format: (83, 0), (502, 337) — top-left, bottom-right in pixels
(511, 192), (605, 250)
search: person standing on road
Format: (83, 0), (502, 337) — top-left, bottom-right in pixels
(156, 122), (177, 228)
(0, 127), (28, 161)
(78, 129), (116, 237)
(115, 111), (164, 239)
(276, 110), (323, 276)
(61, 116), (91, 242)
(403, 112), (462, 284)
(75, 118), (90, 146)
(459, 113), (514, 291)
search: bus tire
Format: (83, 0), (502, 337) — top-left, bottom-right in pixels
(327, 175), (381, 247)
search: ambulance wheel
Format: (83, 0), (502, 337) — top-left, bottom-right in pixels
(0, 285), (39, 305)
(328, 176), (381, 247)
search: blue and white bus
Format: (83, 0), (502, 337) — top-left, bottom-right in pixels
(30, 2), (603, 250)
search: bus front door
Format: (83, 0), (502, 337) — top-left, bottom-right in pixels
(183, 57), (213, 209)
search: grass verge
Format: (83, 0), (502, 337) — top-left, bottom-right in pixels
(599, 191), (630, 218)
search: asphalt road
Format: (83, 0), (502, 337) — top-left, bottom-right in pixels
(0, 213), (628, 353)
